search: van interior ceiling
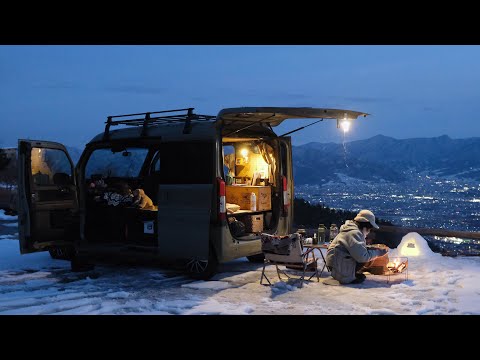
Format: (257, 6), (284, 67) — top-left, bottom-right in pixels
(222, 137), (280, 240)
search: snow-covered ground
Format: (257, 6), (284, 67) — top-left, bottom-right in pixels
(0, 210), (479, 315)
(0, 211), (17, 221)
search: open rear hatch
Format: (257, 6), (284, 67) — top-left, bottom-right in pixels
(218, 107), (369, 238)
(217, 107), (369, 134)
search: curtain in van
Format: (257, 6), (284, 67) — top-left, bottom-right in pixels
(258, 143), (276, 186)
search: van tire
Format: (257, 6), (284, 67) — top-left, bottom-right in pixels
(247, 253), (265, 263)
(71, 256), (95, 272)
(186, 246), (218, 280)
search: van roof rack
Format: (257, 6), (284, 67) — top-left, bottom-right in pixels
(102, 108), (216, 140)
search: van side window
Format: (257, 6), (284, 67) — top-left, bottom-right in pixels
(31, 147), (72, 186)
(160, 142), (214, 184)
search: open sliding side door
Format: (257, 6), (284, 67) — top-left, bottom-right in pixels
(18, 140), (79, 254)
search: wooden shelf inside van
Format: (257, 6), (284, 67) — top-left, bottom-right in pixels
(227, 209), (267, 216)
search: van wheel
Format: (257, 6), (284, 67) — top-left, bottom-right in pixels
(71, 256), (95, 272)
(247, 253), (265, 263)
(186, 247), (218, 280)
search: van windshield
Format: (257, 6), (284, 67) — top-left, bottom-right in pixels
(85, 148), (149, 178)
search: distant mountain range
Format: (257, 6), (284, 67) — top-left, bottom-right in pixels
(5, 135), (480, 185)
(293, 135), (480, 184)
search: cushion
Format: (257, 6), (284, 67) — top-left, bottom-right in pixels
(261, 233), (297, 255)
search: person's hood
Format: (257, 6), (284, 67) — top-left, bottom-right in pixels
(339, 220), (360, 233)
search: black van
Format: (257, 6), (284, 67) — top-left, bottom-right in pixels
(17, 107), (368, 279)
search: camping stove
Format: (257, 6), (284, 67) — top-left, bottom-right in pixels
(386, 257), (408, 274)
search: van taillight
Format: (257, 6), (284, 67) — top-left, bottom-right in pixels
(218, 177), (226, 222)
(283, 175), (289, 215)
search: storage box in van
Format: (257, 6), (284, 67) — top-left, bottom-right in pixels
(225, 185), (271, 211)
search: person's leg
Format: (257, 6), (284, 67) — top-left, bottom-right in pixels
(350, 261), (373, 284)
(356, 260), (375, 274)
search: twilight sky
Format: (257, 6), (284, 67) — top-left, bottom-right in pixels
(1, 45), (480, 149)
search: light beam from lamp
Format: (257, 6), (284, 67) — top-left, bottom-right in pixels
(337, 114), (351, 133)
(340, 120), (351, 133)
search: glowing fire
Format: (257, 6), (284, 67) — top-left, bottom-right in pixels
(387, 258), (400, 268)
(387, 257), (408, 273)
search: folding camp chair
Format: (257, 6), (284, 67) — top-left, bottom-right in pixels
(260, 233), (320, 287)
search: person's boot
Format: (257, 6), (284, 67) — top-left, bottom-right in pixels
(351, 273), (366, 284)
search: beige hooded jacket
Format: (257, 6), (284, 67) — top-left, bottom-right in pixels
(326, 220), (388, 284)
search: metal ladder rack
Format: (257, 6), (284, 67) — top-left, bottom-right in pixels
(102, 108), (216, 140)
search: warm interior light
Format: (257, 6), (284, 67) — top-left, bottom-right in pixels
(340, 120), (351, 133)
(239, 148), (249, 164)
(240, 148), (249, 158)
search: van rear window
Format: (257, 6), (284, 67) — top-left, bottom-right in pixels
(158, 142), (214, 184)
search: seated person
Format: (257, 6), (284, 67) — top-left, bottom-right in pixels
(326, 209), (389, 284)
